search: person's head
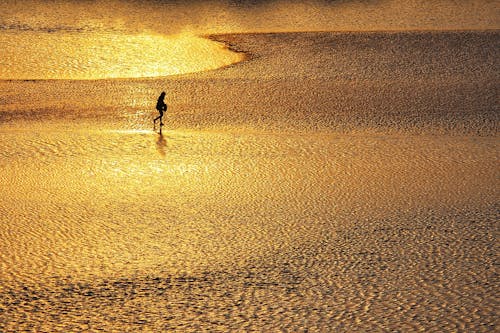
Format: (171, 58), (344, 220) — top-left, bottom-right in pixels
(160, 91), (166, 98)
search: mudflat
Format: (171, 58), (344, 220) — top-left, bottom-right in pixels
(0, 31), (498, 332)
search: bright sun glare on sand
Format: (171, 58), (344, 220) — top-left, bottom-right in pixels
(0, 32), (243, 80)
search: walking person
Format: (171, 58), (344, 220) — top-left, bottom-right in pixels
(154, 91), (167, 128)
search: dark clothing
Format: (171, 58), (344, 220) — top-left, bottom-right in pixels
(156, 96), (167, 112)
(154, 92), (167, 127)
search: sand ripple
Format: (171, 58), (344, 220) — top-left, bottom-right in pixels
(0, 207), (497, 332)
(0, 128), (498, 331)
(0, 29), (498, 332)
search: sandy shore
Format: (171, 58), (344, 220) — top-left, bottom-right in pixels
(0, 31), (498, 332)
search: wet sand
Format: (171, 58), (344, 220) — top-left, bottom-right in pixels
(0, 31), (499, 332)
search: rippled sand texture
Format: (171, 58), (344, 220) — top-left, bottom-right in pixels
(0, 31), (499, 332)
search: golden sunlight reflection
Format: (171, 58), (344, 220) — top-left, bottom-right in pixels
(109, 129), (153, 134)
(0, 32), (243, 80)
(1, 1), (498, 329)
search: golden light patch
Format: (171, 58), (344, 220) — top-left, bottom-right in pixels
(0, 32), (243, 80)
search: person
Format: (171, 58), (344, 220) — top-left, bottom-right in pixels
(154, 91), (167, 126)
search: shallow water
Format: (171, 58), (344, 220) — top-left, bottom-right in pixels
(1, 0), (498, 80)
(0, 31), (243, 80)
(1, 126), (496, 280)
(0, 125), (498, 331)
(1, 1), (499, 332)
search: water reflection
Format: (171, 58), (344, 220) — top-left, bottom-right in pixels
(0, 32), (243, 80)
(156, 133), (167, 157)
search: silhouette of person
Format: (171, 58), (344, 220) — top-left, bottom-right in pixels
(154, 91), (167, 127)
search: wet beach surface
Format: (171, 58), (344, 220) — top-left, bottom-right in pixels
(0, 30), (499, 332)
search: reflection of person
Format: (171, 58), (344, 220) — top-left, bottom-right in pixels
(156, 131), (167, 156)
(154, 91), (167, 126)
